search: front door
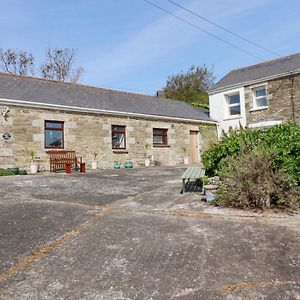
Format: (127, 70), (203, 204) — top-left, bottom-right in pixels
(189, 131), (200, 164)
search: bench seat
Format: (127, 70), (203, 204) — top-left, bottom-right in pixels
(181, 166), (205, 193)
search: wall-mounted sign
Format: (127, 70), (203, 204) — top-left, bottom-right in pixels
(2, 133), (11, 141)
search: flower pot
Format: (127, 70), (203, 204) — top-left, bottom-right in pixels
(91, 161), (98, 170)
(114, 162), (120, 169)
(19, 169), (27, 175)
(184, 157), (189, 165)
(30, 163), (38, 174)
(145, 158), (150, 167)
(9, 167), (19, 175)
(125, 161), (133, 169)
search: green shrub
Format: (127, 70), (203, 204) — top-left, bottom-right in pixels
(202, 122), (300, 185)
(0, 168), (15, 176)
(214, 147), (300, 210)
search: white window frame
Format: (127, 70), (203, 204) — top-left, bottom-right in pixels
(226, 92), (241, 117)
(252, 85), (268, 110)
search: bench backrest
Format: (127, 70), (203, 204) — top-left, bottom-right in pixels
(47, 150), (76, 161)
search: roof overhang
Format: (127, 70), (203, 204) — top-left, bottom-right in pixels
(208, 69), (300, 95)
(0, 97), (217, 125)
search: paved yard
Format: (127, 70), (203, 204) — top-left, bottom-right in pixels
(0, 167), (299, 299)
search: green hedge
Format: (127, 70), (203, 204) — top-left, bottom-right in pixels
(0, 168), (15, 176)
(202, 122), (300, 186)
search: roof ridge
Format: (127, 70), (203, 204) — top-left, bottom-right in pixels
(0, 71), (208, 113)
(229, 52), (300, 73)
(0, 71), (156, 99)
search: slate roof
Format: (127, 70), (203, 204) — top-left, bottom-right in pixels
(0, 72), (212, 123)
(210, 53), (300, 93)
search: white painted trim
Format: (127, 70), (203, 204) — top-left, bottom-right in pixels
(209, 69), (300, 95)
(0, 97), (217, 125)
(251, 85), (268, 110)
(248, 120), (282, 128)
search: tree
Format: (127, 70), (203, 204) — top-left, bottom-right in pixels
(162, 65), (215, 109)
(0, 48), (35, 76)
(40, 48), (84, 83)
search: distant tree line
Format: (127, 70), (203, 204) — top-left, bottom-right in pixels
(0, 48), (84, 83)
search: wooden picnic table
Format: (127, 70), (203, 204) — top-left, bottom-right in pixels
(181, 165), (205, 193)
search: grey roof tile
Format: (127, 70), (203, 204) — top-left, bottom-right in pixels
(210, 53), (300, 93)
(0, 73), (212, 122)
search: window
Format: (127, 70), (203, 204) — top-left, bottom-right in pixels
(153, 128), (168, 146)
(253, 86), (268, 109)
(227, 93), (241, 116)
(112, 125), (126, 149)
(44, 121), (64, 148)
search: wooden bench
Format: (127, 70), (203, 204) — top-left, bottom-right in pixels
(47, 150), (83, 173)
(181, 165), (205, 193)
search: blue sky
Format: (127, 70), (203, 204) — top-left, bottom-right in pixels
(0, 0), (299, 95)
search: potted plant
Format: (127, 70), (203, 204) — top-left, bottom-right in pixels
(182, 146), (189, 165)
(27, 149), (38, 174)
(144, 143), (151, 167)
(91, 151), (98, 170)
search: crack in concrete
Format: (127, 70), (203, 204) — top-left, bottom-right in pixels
(0, 200), (121, 284)
(220, 279), (298, 292)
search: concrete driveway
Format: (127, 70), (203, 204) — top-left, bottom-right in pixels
(0, 167), (299, 299)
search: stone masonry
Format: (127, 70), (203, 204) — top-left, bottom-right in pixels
(244, 73), (300, 126)
(0, 106), (212, 170)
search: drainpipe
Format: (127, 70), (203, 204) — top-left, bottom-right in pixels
(290, 76), (295, 122)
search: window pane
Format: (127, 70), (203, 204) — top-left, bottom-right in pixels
(112, 133), (125, 148)
(256, 97), (267, 107)
(45, 130), (63, 147)
(229, 105), (241, 115)
(45, 121), (63, 129)
(255, 88), (266, 97)
(153, 135), (163, 144)
(228, 94), (240, 104)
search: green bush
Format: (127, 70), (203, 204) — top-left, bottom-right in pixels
(0, 168), (15, 176)
(214, 147), (300, 210)
(202, 122), (300, 186)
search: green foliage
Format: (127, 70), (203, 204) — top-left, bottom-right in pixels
(0, 168), (15, 176)
(214, 147), (300, 210)
(202, 122), (300, 186)
(26, 149), (37, 162)
(162, 65), (215, 108)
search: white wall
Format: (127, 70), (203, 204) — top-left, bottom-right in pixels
(209, 87), (246, 138)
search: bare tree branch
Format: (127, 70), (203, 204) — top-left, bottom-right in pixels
(0, 48), (35, 75)
(40, 48), (84, 83)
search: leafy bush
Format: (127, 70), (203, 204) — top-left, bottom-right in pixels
(214, 147), (300, 210)
(0, 168), (15, 176)
(202, 122), (300, 186)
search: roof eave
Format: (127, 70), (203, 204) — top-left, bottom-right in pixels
(0, 97), (217, 125)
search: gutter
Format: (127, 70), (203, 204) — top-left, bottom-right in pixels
(208, 69), (300, 95)
(0, 98), (217, 125)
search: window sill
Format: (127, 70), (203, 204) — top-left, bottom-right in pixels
(223, 115), (242, 121)
(153, 144), (170, 148)
(250, 106), (268, 112)
(112, 150), (128, 154)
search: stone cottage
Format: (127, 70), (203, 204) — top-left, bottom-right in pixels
(0, 72), (216, 170)
(209, 53), (300, 137)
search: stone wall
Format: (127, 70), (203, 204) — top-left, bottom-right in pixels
(0, 106), (209, 170)
(245, 73), (300, 126)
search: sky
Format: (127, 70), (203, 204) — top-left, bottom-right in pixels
(0, 0), (299, 95)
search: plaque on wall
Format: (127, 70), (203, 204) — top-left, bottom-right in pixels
(2, 133), (11, 140)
